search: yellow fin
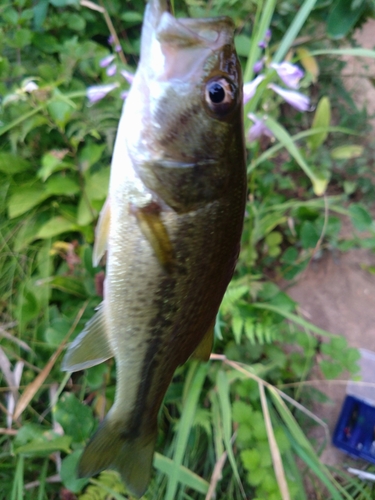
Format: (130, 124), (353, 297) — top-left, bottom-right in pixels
(78, 413), (156, 499)
(191, 322), (215, 361)
(134, 203), (175, 274)
(62, 304), (113, 372)
(93, 198), (111, 267)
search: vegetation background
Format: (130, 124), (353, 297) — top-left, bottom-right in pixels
(1, 0), (375, 498)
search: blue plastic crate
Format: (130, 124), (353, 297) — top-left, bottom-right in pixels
(333, 395), (375, 463)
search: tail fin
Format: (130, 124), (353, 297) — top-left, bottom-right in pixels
(78, 414), (157, 498)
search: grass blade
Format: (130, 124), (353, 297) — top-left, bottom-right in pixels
(272, 0), (318, 63)
(243, 0), (277, 84)
(154, 453), (209, 495)
(251, 302), (338, 338)
(165, 361), (208, 500)
(263, 115), (328, 195)
(268, 387), (352, 500)
(247, 126), (356, 173)
(309, 48), (375, 58)
(259, 382), (290, 500)
(216, 370), (245, 499)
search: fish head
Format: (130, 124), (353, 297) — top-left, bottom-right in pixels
(124, 0), (245, 211)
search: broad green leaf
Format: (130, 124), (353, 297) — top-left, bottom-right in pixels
(235, 34), (251, 57)
(37, 216), (78, 239)
(77, 195), (95, 226)
(241, 448), (261, 470)
(79, 143), (106, 173)
(12, 29), (33, 49)
(16, 288), (40, 323)
(45, 317), (71, 346)
(308, 97), (331, 150)
(45, 175), (80, 196)
(85, 168), (110, 202)
(38, 151), (72, 181)
(15, 435), (72, 455)
(47, 95), (74, 130)
(327, 0), (367, 39)
(319, 359), (343, 379)
(121, 11), (143, 23)
(8, 186), (48, 219)
(296, 47), (319, 82)
(60, 450), (89, 493)
(300, 221), (320, 249)
(265, 231), (282, 247)
(330, 145), (364, 159)
(349, 203), (373, 232)
(0, 153), (31, 174)
(252, 211), (287, 243)
(54, 393), (94, 443)
(38, 276), (87, 297)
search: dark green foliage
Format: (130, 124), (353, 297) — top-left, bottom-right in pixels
(0, 0), (375, 499)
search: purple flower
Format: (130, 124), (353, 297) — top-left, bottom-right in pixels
(121, 91), (129, 100)
(268, 83), (312, 112)
(258, 29), (272, 50)
(247, 113), (274, 142)
(100, 54), (115, 68)
(243, 75), (265, 104)
(108, 35), (115, 45)
(120, 69), (135, 85)
(106, 63), (117, 76)
(87, 83), (119, 103)
(270, 62), (304, 89)
(253, 59), (264, 74)
(115, 44), (122, 53)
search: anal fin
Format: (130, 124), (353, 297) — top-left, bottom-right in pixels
(190, 322), (215, 362)
(133, 202), (175, 274)
(62, 304), (113, 372)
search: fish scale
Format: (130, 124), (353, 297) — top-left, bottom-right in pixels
(62, 0), (246, 497)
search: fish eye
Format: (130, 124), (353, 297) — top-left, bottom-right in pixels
(204, 77), (237, 116)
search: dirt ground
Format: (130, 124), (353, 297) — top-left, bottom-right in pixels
(286, 18), (375, 480)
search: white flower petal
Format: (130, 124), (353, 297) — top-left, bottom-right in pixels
(120, 70), (135, 85)
(268, 83), (311, 112)
(243, 75), (265, 104)
(23, 81), (38, 93)
(86, 83), (119, 103)
(270, 62), (304, 89)
(100, 54), (115, 68)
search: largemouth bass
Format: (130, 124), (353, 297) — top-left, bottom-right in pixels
(62, 0), (246, 496)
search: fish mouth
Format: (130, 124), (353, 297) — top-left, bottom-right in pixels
(140, 0), (235, 81)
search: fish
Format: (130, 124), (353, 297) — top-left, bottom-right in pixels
(61, 0), (246, 497)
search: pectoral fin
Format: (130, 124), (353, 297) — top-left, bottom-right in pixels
(93, 198), (111, 267)
(62, 304), (113, 372)
(191, 322), (215, 362)
(134, 203), (175, 274)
